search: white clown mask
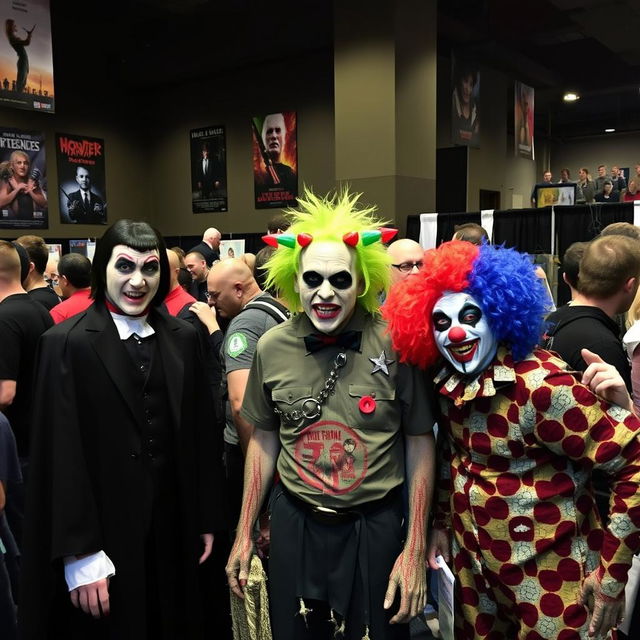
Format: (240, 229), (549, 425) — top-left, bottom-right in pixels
(432, 291), (497, 377)
(295, 241), (360, 335)
(106, 245), (161, 316)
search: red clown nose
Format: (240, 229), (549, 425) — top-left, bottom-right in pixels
(448, 326), (467, 343)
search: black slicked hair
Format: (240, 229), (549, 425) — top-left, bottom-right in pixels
(91, 219), (170, 306)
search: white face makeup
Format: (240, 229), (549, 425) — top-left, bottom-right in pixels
(106, 244), (161, 316)
(295, 241), (359, 335)
(432, 291), (497, 376)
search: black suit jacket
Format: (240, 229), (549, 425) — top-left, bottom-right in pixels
(20, 303), (222, 639)
(67, 189), (105, 224)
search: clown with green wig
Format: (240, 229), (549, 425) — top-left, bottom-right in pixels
(226, 190), (435, 639)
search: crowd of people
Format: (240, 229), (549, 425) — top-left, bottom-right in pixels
(531, 163), (640, 206)
(0, 194), (640, 640)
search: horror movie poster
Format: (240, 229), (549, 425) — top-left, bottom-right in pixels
(56, 133), (107, 225)
(190, 126), (227, 213)
(0, 127), (47, 229)
(0, 0), (54, 112)
(252, 111), (298, 209)
(515, 81), (535, 160)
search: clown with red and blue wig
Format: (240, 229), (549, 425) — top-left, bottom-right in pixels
(384, 240), (640, 640)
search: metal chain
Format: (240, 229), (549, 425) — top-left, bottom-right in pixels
(274, 352), (347, 424)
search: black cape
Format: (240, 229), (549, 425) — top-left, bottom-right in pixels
(19, 303), (223, 639)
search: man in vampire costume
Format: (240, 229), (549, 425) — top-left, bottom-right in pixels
(383, 240), (640, 640)
(226, 190), (435, 640)
(20, 220), (222, 640)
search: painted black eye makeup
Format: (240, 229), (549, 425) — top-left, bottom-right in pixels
(432, 311), (451, 332)
(302, 271), (323, 288)
(142, 261), (160, 275)
(302, 270), (353, 290)
(328, 271), (353, 290)
(114, 258), (134, 273)
(459, 303), (482, 327)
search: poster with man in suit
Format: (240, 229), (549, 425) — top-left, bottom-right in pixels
(190, 125), (227, 213)
(56, 133), (107, 225)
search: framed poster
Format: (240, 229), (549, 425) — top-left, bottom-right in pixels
(252, 111), (298, 209)
(535, 183), (576, 208)
(220, 238), (245, 259)
(68, 238), (88, 256)
(0, 0), (54, 112)
(190, 126), (227, 213)
(0, 127), (47, 229)
(56, 133), (107, 224)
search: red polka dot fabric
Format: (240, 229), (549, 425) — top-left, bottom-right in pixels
(433, 347), (640, 638)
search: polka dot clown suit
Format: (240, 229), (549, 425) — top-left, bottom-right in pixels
(383, 241), (640, 640)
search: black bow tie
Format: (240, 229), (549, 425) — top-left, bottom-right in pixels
(304, 330), (362, 353)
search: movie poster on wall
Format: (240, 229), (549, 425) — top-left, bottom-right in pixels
(56, 133), (107, 225)
(0, 0), (54, 112)
(0, 127), (47, 229)
(252, 111), (298, 209)
(190, 126), (227, 213)
(515, 81), (535, 160)
(451, 54), (480, 148)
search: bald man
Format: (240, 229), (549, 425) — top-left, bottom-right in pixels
(189, 228), (221, 267)
(209, 258), (289, 525)
(387, 238), (424, 285)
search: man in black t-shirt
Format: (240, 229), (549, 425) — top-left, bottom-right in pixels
(0, 241), (53, 547)
(543, 235), (640, 389)
(15, 235), (59, 311)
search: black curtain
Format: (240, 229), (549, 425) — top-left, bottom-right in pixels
(493, 207), (552, 253)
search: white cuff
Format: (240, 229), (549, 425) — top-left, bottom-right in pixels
(63, 550), (116, 592)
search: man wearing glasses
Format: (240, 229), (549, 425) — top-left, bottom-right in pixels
(387, 238), (424, 285)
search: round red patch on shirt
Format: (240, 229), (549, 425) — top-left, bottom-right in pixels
(358, 395), (376, 414)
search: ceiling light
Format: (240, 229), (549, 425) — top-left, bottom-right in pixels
(605, 128), (615, 133)
(563, 92), (579, 102)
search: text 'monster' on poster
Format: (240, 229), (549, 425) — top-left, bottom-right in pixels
(56, 133), (107, 225)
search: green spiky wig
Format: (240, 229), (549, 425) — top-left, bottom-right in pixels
(264, 189), (391, 314)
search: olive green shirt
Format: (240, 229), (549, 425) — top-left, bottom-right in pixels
(241, 307), (434, 508)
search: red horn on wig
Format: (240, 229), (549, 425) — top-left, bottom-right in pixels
(343, 232), (359, 247)
(380, 227), (398, 243)
(262, 234), (279, 248)
(297, 233), (313, 248)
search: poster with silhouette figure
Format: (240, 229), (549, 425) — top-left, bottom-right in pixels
(56, 133), (107, 225)
(0, 0), (54, 112)
(0, 127), (47, 229)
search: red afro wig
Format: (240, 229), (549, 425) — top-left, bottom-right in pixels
(382, 241), (479, 369)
